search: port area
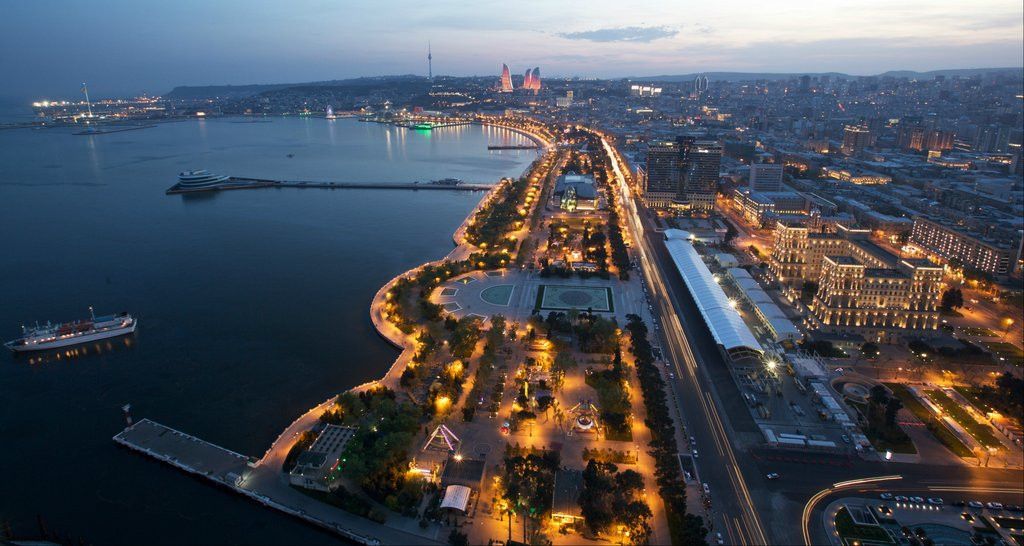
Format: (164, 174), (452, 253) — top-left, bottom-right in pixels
(113, 418), (437, 546)
(165, 176), (494, 195)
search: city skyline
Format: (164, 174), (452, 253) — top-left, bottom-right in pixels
(2, 0), (1022, 98)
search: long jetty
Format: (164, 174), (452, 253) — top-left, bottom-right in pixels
(166, 177), (493, 195)
(114, 418), (439, 545)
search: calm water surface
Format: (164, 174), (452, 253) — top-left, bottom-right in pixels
(0, 116), (534, 544)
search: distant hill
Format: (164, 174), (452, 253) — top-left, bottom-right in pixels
(629, 67), (1022, 83)
(164, 75), (430, 100)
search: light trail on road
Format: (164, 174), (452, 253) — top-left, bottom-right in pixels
(600, 133), (769, 545)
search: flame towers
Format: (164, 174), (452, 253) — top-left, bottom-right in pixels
(500, 63), (514, 92)
(499, 64), (541, 93)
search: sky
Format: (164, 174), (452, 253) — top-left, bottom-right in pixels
(1, 0), (1022, 99)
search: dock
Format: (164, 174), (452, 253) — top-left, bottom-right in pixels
(166, 177), (494, 195)
(114, 418), (440, 545)
(487, 144), (540, 150)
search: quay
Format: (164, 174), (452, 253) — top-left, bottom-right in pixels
(166, 176), (494, 195)
(114, 418), (441, 546)
(486, 144), (539, 150)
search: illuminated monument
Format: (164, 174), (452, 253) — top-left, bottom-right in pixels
(523, 68), (534, 90)
(500, 63), (514, 92)
(530, 67), (541, 91)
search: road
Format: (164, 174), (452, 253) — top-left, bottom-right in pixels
(596, 132), (1024, 546)
(600, 135), (774, 545)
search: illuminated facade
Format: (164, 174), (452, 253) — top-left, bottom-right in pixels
(500, 64), (513, 92)
(530, 67), (541, 90)
(769, 221), (942, 339)
(523, 69), (534, 90)
(910, 216), (1018, 276)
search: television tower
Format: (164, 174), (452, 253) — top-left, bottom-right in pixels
(427, 42), (433, 80)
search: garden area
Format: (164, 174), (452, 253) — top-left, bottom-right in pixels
(498, 445), (561, 544)
(955, 372), (1024, 422)
(834, 507), (895, 545)
(849, 386), (916, 454)
(924, 389), (1002, 448)
(885, 383), (973, 457)
(577, 460), (652, 544)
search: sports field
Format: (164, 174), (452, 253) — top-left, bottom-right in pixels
(537, 285), (613, 312)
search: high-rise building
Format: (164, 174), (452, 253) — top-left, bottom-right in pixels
(500, 64), (513, 92)
(531, 67), (541, 90)
(523, 69), (533, 90)
(748, 162), (784, 192)
(643, 140), (682, 208)
(841, 124), (871, 156)
(681, 139), (722, 213)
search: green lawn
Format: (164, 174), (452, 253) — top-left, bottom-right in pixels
(982, 342), (1024, 367)
(847, 401), (917, 454)
(834, 507), (894, 545)
(925, 389), (1002, 448)
(885, 383), (974, 457)
(960, 326), (998, 337)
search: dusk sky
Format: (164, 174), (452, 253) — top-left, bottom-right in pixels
(3, 0), (1022, 99)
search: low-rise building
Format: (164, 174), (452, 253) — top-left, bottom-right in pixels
(288, 424), (357, 492)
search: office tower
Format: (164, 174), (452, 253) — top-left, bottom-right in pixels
(531, 67), (541, 90)
(681, 139), (722, 213)
(643, 140), (682, 208)
(523, 68), (533, 90)
(749, 162), (784, 192)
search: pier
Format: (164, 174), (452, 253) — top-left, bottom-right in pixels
(114, 418), (441, 546)
(486, 144), (540, 150)
(166, 177), (494, 195)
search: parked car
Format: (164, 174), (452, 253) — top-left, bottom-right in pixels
(703, 483), (711, 495)
(986, 502), (1004, 510)
(715, 532), (724, 545)
(692, 449), (699, 458)
(927, 498), (943, 505)
(841, 434), (850, 444)
(766, 473), (780, 480)
(895, 496), (909, 502)
(910, 496), (925, 504)
(968, 501), (984, 509)
(879, 493), (894, 500)
(1005, 505), (1023, 513)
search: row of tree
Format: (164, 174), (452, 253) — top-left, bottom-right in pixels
(624, 314), (708, 545)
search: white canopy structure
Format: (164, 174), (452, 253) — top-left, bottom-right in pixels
(663, 229), (763, 359)
(727, 268), (801, 342)
(440, 485), (471, 512)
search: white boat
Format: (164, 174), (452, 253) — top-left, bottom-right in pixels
(177, 170), (229, 189)
(5, 308), (138, 353)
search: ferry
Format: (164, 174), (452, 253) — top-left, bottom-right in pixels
(177, 170), (230, 189)
(5, 308), (137, 353)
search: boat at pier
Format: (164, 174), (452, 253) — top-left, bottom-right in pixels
(176, 170), (230, 190)
(5, 308), (137, 352)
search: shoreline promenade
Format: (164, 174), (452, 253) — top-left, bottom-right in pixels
(113, 119), (554, 545)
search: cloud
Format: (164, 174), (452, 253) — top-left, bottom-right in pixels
(558, 26), (678, 43)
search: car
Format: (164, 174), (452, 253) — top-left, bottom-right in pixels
(841, 434), (851, 444)
(1006, 505), (1023, 513)
(968, 501), (984, 509)
(961, 512), (975, 523)
(927, 498), (943, 506)
(879, 493), (894, 500)
(692, 449), (699, 458)
(690, 436), (696, 445)
(715, 532), (724, 545)
(910, 496), (925, 504)
(702, 483), (711, 495)
(766, 473), (780, 480)
(895, 496), (909, 502)
(986, 502), (1004, 510)
(952, 500), (966, 507)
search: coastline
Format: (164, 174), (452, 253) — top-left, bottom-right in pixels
(109, 119), (553, 546)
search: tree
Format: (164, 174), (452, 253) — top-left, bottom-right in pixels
(447, 529), (468, 546)
(860, 342), (880, 359)
(884, 397), (903, 427)
(940, 288), (964, 312)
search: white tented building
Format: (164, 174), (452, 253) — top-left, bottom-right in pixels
(663, 229), (762, 362)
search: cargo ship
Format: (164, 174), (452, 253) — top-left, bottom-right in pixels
(5, 308), (137, 353)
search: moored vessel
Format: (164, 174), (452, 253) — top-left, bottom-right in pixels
(176, 170), (230, 189)
(5, 308), (138, 353)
